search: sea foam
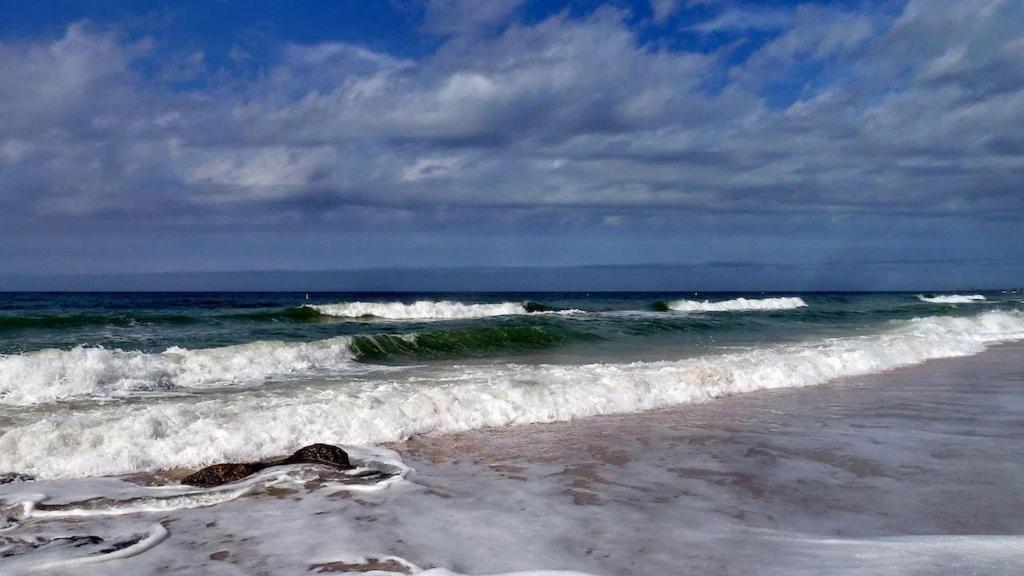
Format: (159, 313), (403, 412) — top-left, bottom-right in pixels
(309, 300), (530, 320)
(0, 337), (360, 406)
(667, 296), (808, 312)
(918, 294), (987, 304)
(2, 310), (1022, 479)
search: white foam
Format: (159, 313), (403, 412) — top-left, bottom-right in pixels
(2, 310), (1022, 480)
(310, 300), (529, 320)
(413, 565), (593, 569)
(9, 523), (169, 573)
(667, 296), (808, 312)
(918, 294), (987, 304)
(0, 337), (361, 406)
(1, 446), (408, 522)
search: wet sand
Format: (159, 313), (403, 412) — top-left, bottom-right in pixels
(2, 343), (1023, 575)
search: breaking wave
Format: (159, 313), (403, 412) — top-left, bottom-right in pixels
(664, 296), (808, 312)
(2, 310), (1022, 479)
(0, 324), (593, 405)
(0, 337), (360, 406)
(308, 300), (537, 320)
(918, 294), (987, 304)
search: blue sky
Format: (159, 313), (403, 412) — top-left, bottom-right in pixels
(0, 0), (1022, 289)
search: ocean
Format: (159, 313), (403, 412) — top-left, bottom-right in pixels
(3, 290), (1024, 574)
(1, 290), (1022, 479)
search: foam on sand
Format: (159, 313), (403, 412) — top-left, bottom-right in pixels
(309, 300), (531, 320)
(918, 294), (987, 304)
(666, 296), (808, 312)
(1, 446), (408, 524)
(2, 310), (1022, 479)
(7, 523), (169, 574)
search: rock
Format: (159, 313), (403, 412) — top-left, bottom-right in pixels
(310, 558), (412, 574)
(281, 443), (352, 469)
(0, 472), (35, 485)
(181, 444), (353, 488)
(182, 462), (265, 488)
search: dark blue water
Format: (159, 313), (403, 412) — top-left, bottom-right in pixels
(2, 291), (1016, 358)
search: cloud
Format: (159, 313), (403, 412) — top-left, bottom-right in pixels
(0, 0), (1022, 239)
(650, 0), (680, 24)
(423, 0), (524, 35)
(691, 5), (794, 34)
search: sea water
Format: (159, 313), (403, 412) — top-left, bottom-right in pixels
(1, 290), (1022, 479)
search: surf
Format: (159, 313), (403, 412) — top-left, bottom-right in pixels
(660, 296), (808, 312)
(918, 294), (987, 304)
(307, 300), (540, 320)
(3, 309), (1022, 479)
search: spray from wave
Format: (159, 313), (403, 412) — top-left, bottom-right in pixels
(663, 296), (808, 312)
(3, 310), (1022, 479)
(918, 294), (987, 304)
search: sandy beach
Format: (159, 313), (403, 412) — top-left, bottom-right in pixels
(3, 341), (1022, 575)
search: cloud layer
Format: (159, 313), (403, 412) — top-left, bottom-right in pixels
(1, 0), (1022, 275)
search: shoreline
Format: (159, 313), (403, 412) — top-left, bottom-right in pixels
(2, 342), (1024, 574)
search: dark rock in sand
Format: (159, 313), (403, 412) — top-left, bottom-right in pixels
(0, 472), (35, 485)
(281, 443), (351, 469)
(182, 462), (266, 488)
(182, 443), (353, 488)
(310, 558), (412, 573)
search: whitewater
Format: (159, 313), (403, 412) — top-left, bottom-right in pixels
(666, 296), (808, 312)
(917, 294), (987, 304)
(2, 307), (1022, 479)
(308, 300), (533, 320)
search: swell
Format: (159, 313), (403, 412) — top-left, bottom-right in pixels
(0, 312), (195, 331)
(2, 310), (1022, 479)
(349, 323), (592, 362)
(226, 305), (332, 323)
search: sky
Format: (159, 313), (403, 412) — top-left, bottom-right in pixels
(0, 0), (1022, 289)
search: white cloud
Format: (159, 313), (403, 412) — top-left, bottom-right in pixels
(0, 2), (1021, 229)
(650, 0), (679, 24)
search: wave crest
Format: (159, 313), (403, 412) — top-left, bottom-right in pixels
(665, 296), (808, 312)
(309, 300), (532, 320)
(918, 294), (986, 304)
